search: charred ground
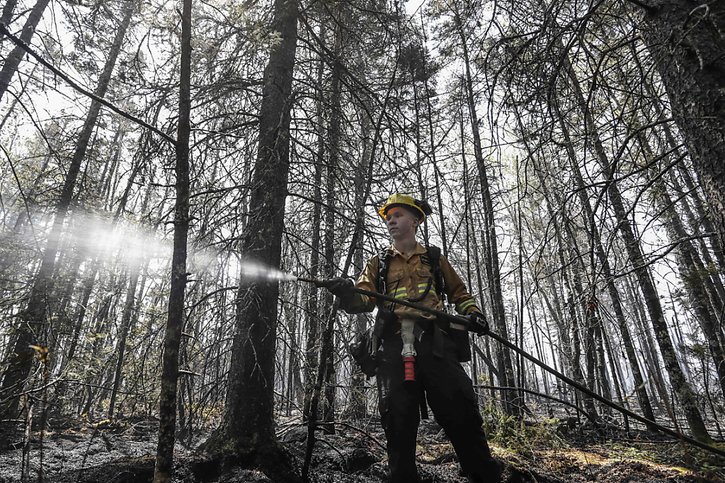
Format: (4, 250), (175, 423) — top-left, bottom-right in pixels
(0, 415), (721, 483)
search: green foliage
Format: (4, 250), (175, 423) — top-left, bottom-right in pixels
(482, 401), (566, 456)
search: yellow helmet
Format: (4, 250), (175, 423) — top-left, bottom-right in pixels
(377, 193), (433, 221)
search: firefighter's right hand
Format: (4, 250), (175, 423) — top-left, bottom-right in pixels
(326, 278), (355, 298)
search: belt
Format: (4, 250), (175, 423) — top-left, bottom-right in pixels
(378, 314), (454, 341)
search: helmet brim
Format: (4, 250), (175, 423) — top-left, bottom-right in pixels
(379, 203), (426, 221)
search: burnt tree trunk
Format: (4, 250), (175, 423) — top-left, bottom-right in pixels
(550, 97), (656, 423)
(637, 132), (725, 397)
(561, 54), (712, 442)
(640, 1), (725, 244)
(108, 260), (141, 419)
(345, 93), (374, 421)
(516, 102), (597, 416)
(152, 0), (191, 477)
(0, 0), (19, 40)
(210, 0), (300, 479)
(454, 5), (519, 416)
(321, 13), (344, 432)
(0, 0), (51, 103)
(302, 23), (325, 421)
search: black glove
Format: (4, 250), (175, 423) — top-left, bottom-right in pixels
(326, 278), (355, 298)
(468, 312), (489, 336)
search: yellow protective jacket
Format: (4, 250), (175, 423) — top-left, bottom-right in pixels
(343, 242), (481, 320)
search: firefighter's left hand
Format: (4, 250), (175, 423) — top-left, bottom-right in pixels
(468, 312), (489, 336)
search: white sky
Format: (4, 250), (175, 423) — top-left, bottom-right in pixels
(406, 0), (427, 15)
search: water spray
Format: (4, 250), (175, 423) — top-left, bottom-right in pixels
(295, 276), (335, 287)
(237, 262), (299, 282)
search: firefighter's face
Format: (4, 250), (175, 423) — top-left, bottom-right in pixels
(385, 207), (419, 238)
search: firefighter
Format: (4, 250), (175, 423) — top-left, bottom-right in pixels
(327, 193), (501, 483)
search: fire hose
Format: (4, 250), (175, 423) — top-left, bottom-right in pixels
(297, 277), (725, 459)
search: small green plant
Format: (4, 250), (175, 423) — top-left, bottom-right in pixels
(482, 402), (566, 457)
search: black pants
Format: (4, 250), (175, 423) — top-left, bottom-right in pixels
(376, 330), (499, 482)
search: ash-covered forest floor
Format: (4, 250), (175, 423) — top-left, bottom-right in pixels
(1, 415), (723, 482)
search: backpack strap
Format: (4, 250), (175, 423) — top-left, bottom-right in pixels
(373, 248), (397, 338)
(377, 247), (392, 296)
(425, 245), (446, 303)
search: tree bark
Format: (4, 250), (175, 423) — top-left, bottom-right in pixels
(637, 131), (725, 397)
(108, 260), (141, 419)
(152, 0), (191, 477)
(0, 0), (51, 103)
(550, 97), (656, 423)
(640, 1), (725, 245)
(515, 101), (599, 417)
(345, 93), (374, 421)
(453, 6), (519, 416)
(302, 23), (325, 421)
(0, 0), (19, 40)
(213, 0), (299, 473)
(321, 13), (344, 432)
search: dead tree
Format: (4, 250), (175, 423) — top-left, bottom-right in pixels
(206, 0), (301, 479)
(152, 0), (191, 476)
(639, 0), (725, 245)
(0, 0), (51, 103)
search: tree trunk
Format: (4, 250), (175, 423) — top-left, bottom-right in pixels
(80, 272), (122, 416)
(0, 0), (51, 103)
(47, 245), (84, 370)
(422, 54), (448, 256)
(561, 228), (599, 421)
(674, 163), (725, 273)
(454, 7), (519, 416)
(634, 38), (725, 273)
(515, 162), (526, 399)
(346, 243), (368, 420)
(669, 170), (725, 308)
(514, 100), (599, 416)
(0, 0), (19, 40)
(212, 0), (299, 474)
(632, 42), (725, 300)
(345, 97), (374, 421)
(108, 259), (141, 419)
(638, 132), (725, 397)
(152, 0), (191, 477)
(592, 318), (613, 415)
(630, 57), (725, 271)
(549, 97), (657, 423)
(302, 23), (325, 421)
(321, 16), (344, 432)
(640, 1), (725, 244)
(56, 257), (101, 382)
